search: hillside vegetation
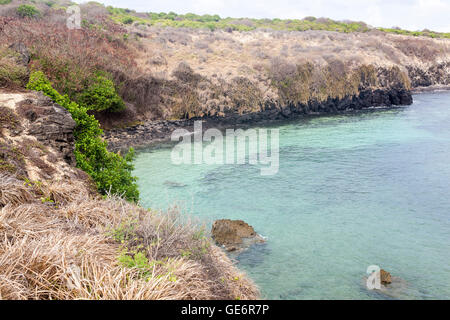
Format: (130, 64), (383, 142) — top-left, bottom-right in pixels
(1, 0), (449, 126)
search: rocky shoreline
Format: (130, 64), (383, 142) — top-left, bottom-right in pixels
(104, 87), (413, 152)
(411, 84), (450, 93)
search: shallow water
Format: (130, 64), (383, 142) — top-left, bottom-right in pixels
(133, 92), (450, 299)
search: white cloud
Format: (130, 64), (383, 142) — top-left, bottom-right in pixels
(81, 0), (450, 32)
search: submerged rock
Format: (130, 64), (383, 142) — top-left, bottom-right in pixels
(211, 219), (265, 252)
(362, 275), (409, 299)
(163, 180), (187, 188)
(363, 268), (411, 299)
(236, 242), (270, 268)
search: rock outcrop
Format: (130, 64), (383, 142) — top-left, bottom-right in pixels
(407, 62), (450, 88)
(212, 219), (265, 252)
(380, 269), (392, 285)
(21, 93), (77, 165)
(1, 90), (77, 181)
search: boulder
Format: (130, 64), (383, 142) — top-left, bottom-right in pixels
(211, 219), (264, 252)
(380, 269), (392, 285)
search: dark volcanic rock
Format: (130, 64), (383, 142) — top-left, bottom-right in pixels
(407, 63), (450, 88)
(104, 88), (413, 152)
(24, 93), (76, 165)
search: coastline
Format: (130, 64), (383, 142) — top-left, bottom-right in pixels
(104, 87), (413, 152)
(411, 84), (450, 93)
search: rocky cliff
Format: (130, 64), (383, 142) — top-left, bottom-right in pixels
(0, 90), (77, 181)
(1, 3), (449, 149)
(101, 26), (449, 150)
(0, 89), (259, 300)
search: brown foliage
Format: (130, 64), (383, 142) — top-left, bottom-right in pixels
(0, 17), (137, 99)
(172, 61), (203, 84)
(392, 38), (441, 61)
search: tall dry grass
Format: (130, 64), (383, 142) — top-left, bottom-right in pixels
(0, 174), (259, 300)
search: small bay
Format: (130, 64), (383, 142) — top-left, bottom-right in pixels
(133, 91), (450, 299)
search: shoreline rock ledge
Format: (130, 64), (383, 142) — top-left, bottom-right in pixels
(211, 219), (265, 252)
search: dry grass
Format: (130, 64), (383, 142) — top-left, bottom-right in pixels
(125, 26), (450, 119)
(0, 174), (259, 300)
(2, 10), (449, 123)
(138, 27), (449, 83)
(0, 89), (259, 300)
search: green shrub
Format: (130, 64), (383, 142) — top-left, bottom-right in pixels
(122, 17), (134, 24)
(16, 5), (40, 18)
(108, 8), (449, 39)
(26, 71), (139, 202)
(0, 0), (12, 5)
(78, 75), (126, 112)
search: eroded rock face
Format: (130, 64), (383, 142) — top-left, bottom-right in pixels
(19, 93), (77, 165)
(407, 62), (450, 88)
(212, 219), (265, 252)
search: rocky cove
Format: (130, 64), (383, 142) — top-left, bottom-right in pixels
(132, 90), (450, 299)
(1, 0), (450, 301)
(104, 87), (413, 152)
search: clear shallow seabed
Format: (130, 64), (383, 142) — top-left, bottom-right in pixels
(133, 92), (450, 300)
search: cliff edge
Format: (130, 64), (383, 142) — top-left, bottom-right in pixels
(0, 89), (259, 300)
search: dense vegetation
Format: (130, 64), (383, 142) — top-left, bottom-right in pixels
(78, 74), (126, 112)
(26, 71), (139, 202)
(107, 7), (450, 38)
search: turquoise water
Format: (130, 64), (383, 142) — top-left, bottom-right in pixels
(133, 92), (450, 300)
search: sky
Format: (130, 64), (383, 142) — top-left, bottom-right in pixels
(86, 0), (450, 32)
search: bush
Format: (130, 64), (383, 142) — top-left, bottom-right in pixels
(122, 17), (134, 24)
(172, 61), (201, 83)
(0, 49), (28, 88)
(26, 71), (139, 202)
(78, 75), (126, 112)
(16, 5), (40, 18)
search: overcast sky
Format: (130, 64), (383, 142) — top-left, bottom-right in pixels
(86, 0), (450, 32)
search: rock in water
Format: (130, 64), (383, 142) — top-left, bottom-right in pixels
(211, 219), (264, 252)
(380, 269), (392, 285)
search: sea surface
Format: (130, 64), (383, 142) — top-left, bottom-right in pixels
(133, 91), (450, 299)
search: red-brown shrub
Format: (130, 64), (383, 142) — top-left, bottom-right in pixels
(0, 17), (138, 99)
